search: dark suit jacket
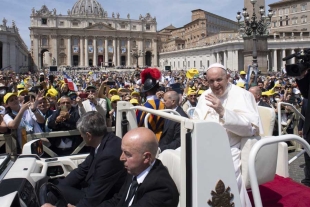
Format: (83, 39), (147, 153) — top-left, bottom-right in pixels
(258, 100), (271, 108)
(296, 72), (310, 139)
(101, 159), (179, 207)
(159, 106), (188, 152)
(59, 132), (127, 207)
(298, 99), (308, 132)
(47, 107), (81, 147)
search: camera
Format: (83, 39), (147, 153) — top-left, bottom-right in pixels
(283, 48), (310, 77)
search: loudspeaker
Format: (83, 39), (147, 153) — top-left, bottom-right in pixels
(165, 66), (171, 71)
(49, 66), (57, 71)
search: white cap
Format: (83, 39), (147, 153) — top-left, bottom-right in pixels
(40, 72), (44, 76)
(207, 63), (226, 71)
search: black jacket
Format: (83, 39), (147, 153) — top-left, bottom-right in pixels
(159, 106), (188, 152)
(101, 159), (179, 207)
(59, 132), (127, 207)
(258, 100), (271, 108)
(47, 107), (81, 147)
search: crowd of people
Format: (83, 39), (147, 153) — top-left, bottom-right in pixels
(0, 63), (307, 207)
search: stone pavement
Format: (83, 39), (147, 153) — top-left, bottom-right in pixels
(288, 151), (305, 183)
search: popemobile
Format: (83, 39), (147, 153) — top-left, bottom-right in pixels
(0, 100), (309, 207)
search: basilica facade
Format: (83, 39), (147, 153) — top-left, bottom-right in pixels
(30, 0), (158, 70)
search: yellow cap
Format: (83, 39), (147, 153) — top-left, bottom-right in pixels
(131, 91), (140, 96)
(111, 95), (120, 102)
(130, 99), (139, 104)
(236, 82), (245, 88)
(262, 91), (274, 96)
(46, 87), (59, 97)
(275, 83), (281, 88)
(240, 71), (246, 75)
(187, 90), (197, 96)
(109, 89), (117, 94)
(4, 93), (17, 104)
(18, 89), (28, 96)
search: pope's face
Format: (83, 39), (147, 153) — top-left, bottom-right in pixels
(206, 67), (229, 97)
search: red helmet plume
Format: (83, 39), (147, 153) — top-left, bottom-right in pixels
(140, 68), (161, 84)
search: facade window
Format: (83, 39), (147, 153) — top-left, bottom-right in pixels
(60, 54), (66, 65)
(188, 61), (190, 67)
(31, 40), (33, 46)
(280, 17), (283, 26)
(121, 40), (126, 47)
(42, 38), (48, 46)
(72, 22), (78, 26)
(273, 22), (277, 27)
(178, 61), (180, 67)
(286, 16), (289, 25)
(146, 40), (151, 48)
(279, 9), (283, 15)
(88, 39), (93, 45)
(285, 8), (289, 14)
(292, 17), (298, 25)
(121, 24), (125, 29)
(108, 23), (112, 27)
(200, 60), (202, 67)
(60, 38), (64, 46)
(108, 40), (112, 46)
(301, 4), (307, 11)
(133, 40), (136, 48)
(302, 16), (307, 23)
(146, 24), (151, 30)
(59, 21), (64, 26)
(292, 5), (297, 13)
(132, 25), (136, 30)
(174, 62), (175, 68)
(41, 18), (47, 25)
(194, 61), (196, 67)
(98, 39), (103, 46)
(89, 23), (92, 26)
(73, 38), (79, 45)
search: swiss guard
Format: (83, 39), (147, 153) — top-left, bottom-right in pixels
(136, 68), (165, 140)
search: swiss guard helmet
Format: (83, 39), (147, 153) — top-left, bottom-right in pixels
(140, 68), (161, 93)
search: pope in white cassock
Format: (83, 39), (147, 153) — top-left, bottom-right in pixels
(193, 63), (263, 207)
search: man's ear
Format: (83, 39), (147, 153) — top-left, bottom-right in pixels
(143, 152), (152, 163)
(86, 132), (92, 142)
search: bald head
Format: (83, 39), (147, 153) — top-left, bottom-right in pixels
(249, 86), (262, 103)
(163, 90), (179, 109)
(123, 127), (158, 157)
(121, 128), (159, 175)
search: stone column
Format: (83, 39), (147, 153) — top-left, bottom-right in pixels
(153, 39), (158, 67)
(216, 52), (220, 63)
(273, 49), (277, 72)
(9, 40), (16, 71)
(52, 36), (58, 66)
(2, 42), (8, 68)
(138, 39), (144, 67)
(113, 38), (116, 67)
(291, 49), (295, 64)
(93, 37), (97, 66)
(85, 37), (88, 67)
(127, 38), (131, 67)
(223, 51), (227, 68)
(282, 49), (286, 68)
(67, 36), (72, 66)
(117, 38), (120, 66)
(80, 36), (84, 67)
(105, 39), (108, 66)
(234, 50), (239, 71)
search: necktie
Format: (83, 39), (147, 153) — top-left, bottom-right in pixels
(124, 176), (138, 206)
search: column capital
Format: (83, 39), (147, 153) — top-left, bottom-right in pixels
(33, 34), (40, 39)
(50, 35), (58, 39)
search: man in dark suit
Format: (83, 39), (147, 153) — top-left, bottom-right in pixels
(43, 111), (127, 207)
(98, 127), (179, 207)
(160, 90), (188, 152)
(249, 86), (271, 108)
(48, 96), (82, 155)
(296, 71), (310, 187)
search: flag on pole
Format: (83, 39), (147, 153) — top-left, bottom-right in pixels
(63, 72), (78, 91)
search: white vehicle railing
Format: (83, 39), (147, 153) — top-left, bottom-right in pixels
(277, 102), (306, 164)
(144, 109), (181, 127)
(249, 134), (310, 207)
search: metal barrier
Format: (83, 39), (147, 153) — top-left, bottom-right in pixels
(0, 127), (115, 157)
(277, 102), (304, 151)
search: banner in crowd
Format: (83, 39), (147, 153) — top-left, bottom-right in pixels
(98, 47), (104, 53)
(63, 72), (78, 91)
(246, 65), (258, 89)
(73, 46), (79, 53)
(108, 46), (113, 53)
(88, 46), (94, 53)
(121, 47), (126, 54)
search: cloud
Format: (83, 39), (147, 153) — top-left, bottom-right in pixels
(0, 0), (276, 49)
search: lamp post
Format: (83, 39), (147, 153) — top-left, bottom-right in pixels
(130, 50), (144, 68)
(236, 0), (273, 85)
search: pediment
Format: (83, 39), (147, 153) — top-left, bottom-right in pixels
(85, 23), (116, 31)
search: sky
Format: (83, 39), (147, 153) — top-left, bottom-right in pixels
(0, 0), (276, 49)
